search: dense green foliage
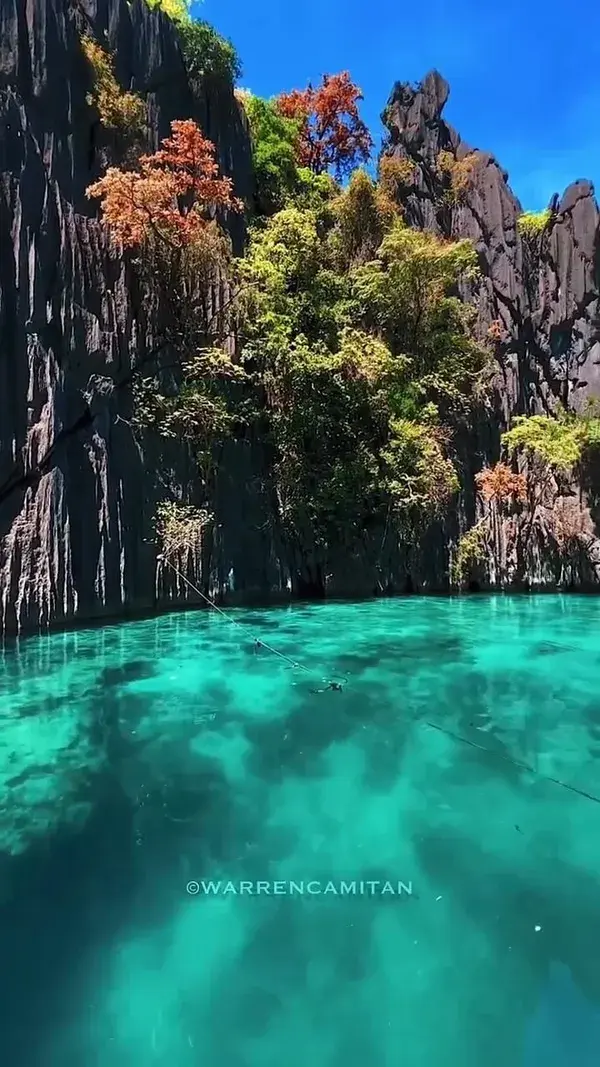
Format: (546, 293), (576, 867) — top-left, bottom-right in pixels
(81, 35), (146, 136)
(177, 19), (242, 83)
(129, 144), (489, 558)
(144, 0), (191, 20)
(450, 522), (487, 586)
(88, 47), (493, 574)
(143, 0), (241, 84)
(234, 167), (488, 548)
(502, 411), (600, 472)
(517, 209), (551, 240)
(241, 96), (302, 214)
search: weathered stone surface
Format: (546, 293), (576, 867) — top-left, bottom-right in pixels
(0, 0), (255, 632)
(382, 71), (600, 588)
(382, 71), (600, 415)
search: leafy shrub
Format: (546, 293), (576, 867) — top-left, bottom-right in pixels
(517, 209), (551, 240)
(551, 499), (588, 556)
(81, 36), (145, 134)
(329, 168), (399, 269)
(450, 523), (487, 585)
(502, 413), (586, 472)
(381, 419), (460, 522)
(177, 19), (242, 83)
(437, 150), (479, 204)
(486, 319), (504, 343)
(242, 95), (302, 214)
(475, 463), (527, 504)
(155, 501), (212, 560)
(348, 221), (485, 404)
(377, 155), (415, 201)
(144, 0), (191, 21)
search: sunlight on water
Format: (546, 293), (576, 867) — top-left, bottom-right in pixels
(1, 595), (600, 1066)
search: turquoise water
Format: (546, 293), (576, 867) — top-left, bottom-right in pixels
(1, 595), (600, 1065)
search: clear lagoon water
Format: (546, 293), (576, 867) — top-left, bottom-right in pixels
(1, 595), (600, 1066)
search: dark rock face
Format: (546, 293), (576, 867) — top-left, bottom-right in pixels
(0, 0), (255, 632)
(382, 70), (600, 418)
(382, 71), (600, 587)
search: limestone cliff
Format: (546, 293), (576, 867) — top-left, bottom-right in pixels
(382, 71), (600, 416)
(382, 71), (600, 588)
(0, 0), (257, 632)
(1, 10), (600, 634)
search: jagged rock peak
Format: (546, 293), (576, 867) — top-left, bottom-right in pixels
(382, 70), (452, 148)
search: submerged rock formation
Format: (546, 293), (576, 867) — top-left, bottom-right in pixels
(1, 8), (599, 635)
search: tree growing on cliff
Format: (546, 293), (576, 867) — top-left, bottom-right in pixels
(517, 209), (551, 241)
(450, 464), (528, 590)
(88, 120), (246, 497)
(81, 36), (146, 140)
(143, 0), (242, 83)
(87, 117), (243, 344)
(500, 411), (600, 567)
(241, 95), (302, 214)
(87, 118), (242, 250)
(377, 156), (416, 201)
(436, 150), (480, 205)
(347, 221), (487, 413)
(502, 413), (586, 489)
(144, 0), (192, 21)
(475, 463), (527, 505)
(275, 72), (373, 177)
(177, 20), (242, 83)
(329, 168), (399, 270)
(237, 189), (487, 558)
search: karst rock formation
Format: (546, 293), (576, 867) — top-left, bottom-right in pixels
(1, 5), (599, 633)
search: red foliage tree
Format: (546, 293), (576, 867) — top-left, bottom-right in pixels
(86, 119), (243, 248)
(475, 463), (527, 505)
(275, 71), (373, 177)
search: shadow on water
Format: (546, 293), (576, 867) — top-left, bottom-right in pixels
(413, 823), (600, 1025)
(3, 597), (600, 1065)
(0, 773), (137, 1067)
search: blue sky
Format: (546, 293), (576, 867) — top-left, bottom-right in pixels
(193, 0), (600, 211)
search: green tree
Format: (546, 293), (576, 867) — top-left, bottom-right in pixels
(381, 418), (459, 523)
(239, 205), (346, 355)
(236, 200), (478, 551)
(329, 168), (399, 271)
(517, 209), (551, 240)
(348, 221), (486, 412)
(242, 95), (302, 214)
(502, 413), (585, 472)
(266, 332), (400, 548)
(501, 410), (600, 532)
(177, 19), (242, 84)
(81, 35), (146, 137)
(144, 0), (192, 22)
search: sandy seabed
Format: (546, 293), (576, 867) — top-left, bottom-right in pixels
(1, 595), (600, 1066)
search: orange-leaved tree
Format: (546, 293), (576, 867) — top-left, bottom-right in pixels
(86, 117), (247, 481)
(275, 71), (373, 177)
(87, 119), (243, 249)
(475, 463), (527, 505)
